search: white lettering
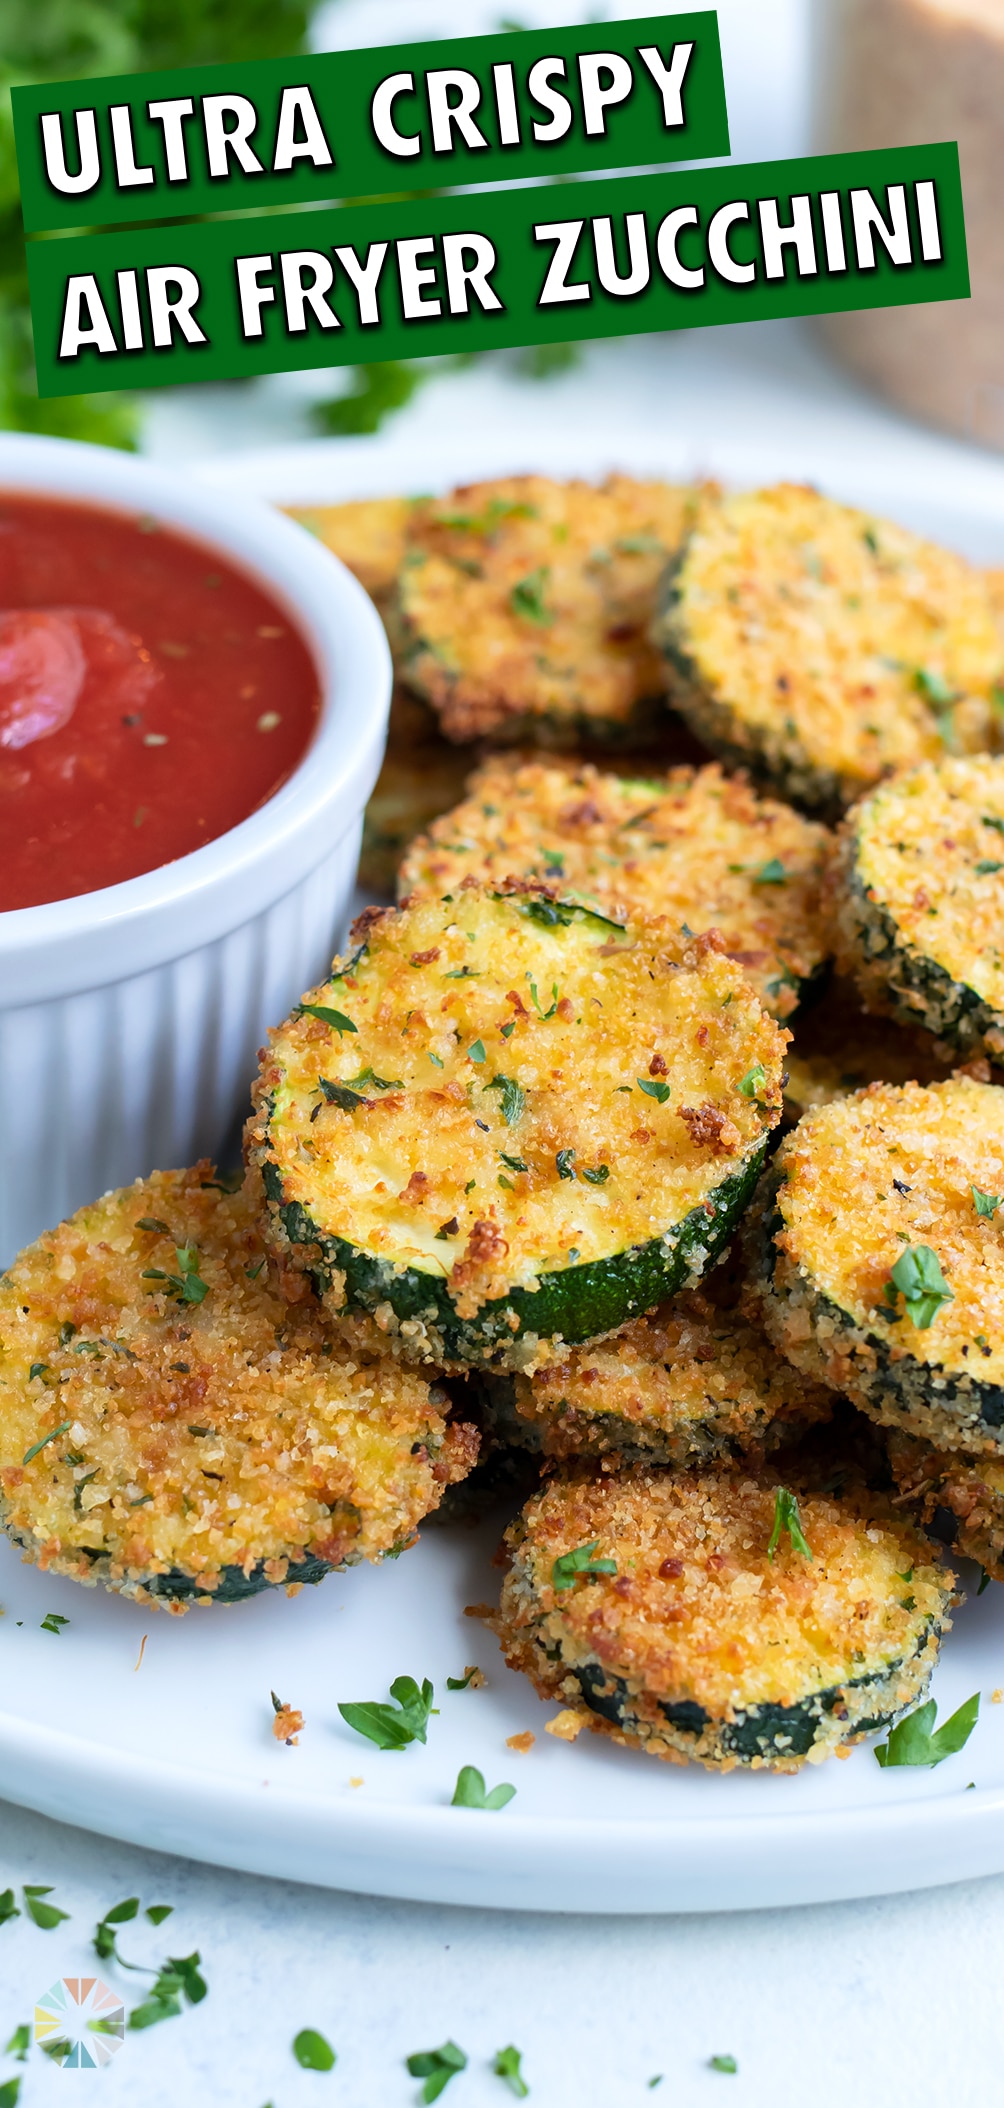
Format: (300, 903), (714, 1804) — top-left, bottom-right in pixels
(280, 250), (340, 332)
(915, 180), (942, 263)
(493, 63), (520, 148)
(593, 213), (650, 297)
(707, 202), (755, 285)
(203, 94), (263, 179)
(819, 192), (846, 273)
(235, 254), (276, 339)
(58, 274), (116, 358)
(397, 236), (441, 319)
(528, 59), (572, 144)
(109, 105), (154, 188)
(427, 70), (488, 154)
(40, 108), (100, 197)
(333, 242), (389, 327)
(116, 269), (144, 350)
(371, 73), (421, 159)
(147, 266), (206, 347)
(442, 232), (502, 315)
(147, 98), (193, 183)
(535, 220), (590, 306)
(636, 43), (694, 129)
(759, 194), (816, 280)
(656, 206), (704, 289)
(272, 85), (333, 172)
(578, 52), (633, 138)
(851, 184), (911, 270)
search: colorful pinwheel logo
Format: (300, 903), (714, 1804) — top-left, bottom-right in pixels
(33, 1977), (125, 2067)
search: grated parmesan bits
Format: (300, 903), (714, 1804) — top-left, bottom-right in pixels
(493, 1462), (952, 1771)
(747, 1077), (1004, 1455)
(655, 483), (1003, 816)
(399, 753), (833, 1021)
(0, 1166), (476, 1609)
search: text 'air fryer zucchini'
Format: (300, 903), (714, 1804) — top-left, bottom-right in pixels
(493, 1464), (952, 1770)
(479, 1291), (833, 1466)
(251, 886), (787, 1369)
(656, 484), (1003, 816)
(0, 1167), (476, 1608)
(390, 473), (703, 745)
(749, 1077), (1004, 1453)
(400, 754), (832, 1020)
(831, 754), (1004, 1059)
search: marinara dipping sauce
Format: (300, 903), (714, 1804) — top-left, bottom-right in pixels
(0, 494), (321, 911)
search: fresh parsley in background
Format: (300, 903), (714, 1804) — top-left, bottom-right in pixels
(875, 1693), (980, 1768)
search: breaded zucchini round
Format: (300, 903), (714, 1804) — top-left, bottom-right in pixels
(399, 754), (832, 1021)
(250, 886), (787, 1370)
(389, 474), (703, 745)
(494, 1463), (952, 1770)
(359, 686), (472, 898)
(480, 1291), (833, 1465)
(285, 496), (417, 611)
(782, 976), (954, 1125)
(830, 756), (1004, 1060)
(749, 1078), (1004, 1453)
(887, 1426), (1004, 1582)
(655, 484), (1002, 816)
(0, 1166), (476, 1609)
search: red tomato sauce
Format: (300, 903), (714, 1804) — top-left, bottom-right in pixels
(0, 493), (321, 911)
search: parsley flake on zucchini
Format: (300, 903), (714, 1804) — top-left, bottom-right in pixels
(250, 887), (788, 1370)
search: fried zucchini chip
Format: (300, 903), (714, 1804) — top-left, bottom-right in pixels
(250, 885), (787, 1370)
(359, 686), (472, 897)
(656, 483), (1003, 816)
(887, 1426), (1004, 1582)
(830, 755), (1004, 1060)
(0, 1167), (476, 1608)
(284, 497), (417, 610)
(400, 754), (832, 1020)
(390, 473), (704, 744)
(748, 1077), (1004, 1454)
(480, 1291), (833, 1466)
(493, 1462), (952, 1770)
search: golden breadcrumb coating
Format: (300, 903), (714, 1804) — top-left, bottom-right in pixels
(284, 497), (417, 608)
(887, 1426), (1004, 1582)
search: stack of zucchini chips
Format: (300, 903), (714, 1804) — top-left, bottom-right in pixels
(3, 477), (1003, 1785)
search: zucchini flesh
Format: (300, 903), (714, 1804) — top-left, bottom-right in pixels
(251, 887), (787, 1368)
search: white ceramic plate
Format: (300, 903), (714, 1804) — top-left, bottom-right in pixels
(7, 388), (1004, 1915)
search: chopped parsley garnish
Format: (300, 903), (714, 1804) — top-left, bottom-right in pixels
(338, 1676), (438, 1751)
(146, 1905), (173, 1925)
(0, 1889), (19, 1927)
(915, 666), (954, 705)
(445, 966), (481, 979)
(983, 813), (1004, 835)
(542, 849), (565, 873)
(468, 1040), (486, 1064)
(972, 1187), (1001, 1218)
(0, 2077), (21, 2104)
(436, 1217), (460, 1240)
(58, 1321), (77, 1346)
(451, 1766), (516, 1811)
(5, 2024), (29, 2061)
(40, 1612), (69, 1635)
(738, 1063), (767, 1101)
(510, 567), (551, 624)
(581, 1164), (610, 1184)
(94, 1896), (141, 1963)
(516, 896), (574, 928)
(28, 1363), (50, 1384)
(142, 1245), (209, 1306)
(318, 1078), (368, 1111)
(767, 1487), (812, 1561)
(407, 2039), (469, 2103)
(485, 1073), (525, 1125)
(529, 979), (559, 1019)
(556, 1149), (576, 1180)
(295, 1002), (358, 1035)
(429, 1052), (445, 1068)
(752, 858), (787, 884)
(500, 1020), (517, 1039)
(23, 1885), (70, 1930)
(22, 1421), (72, 1465)
(499, 1153), (527, 1174)
(978, 1566), (992, 1595)
(465, 1179), (476, 1193)
(129, 1952), (207, 2030)
(637, 1077), (671, 1103)
(875, 1692), (979, 1768)
(976, 860), (1004, 876)
(494, 2045), (529, 2096)
(135, 1216), (170, 1234)
(884, 1245), (953, 1328)
(709, 2055), (738, 2074)
(446, 1667), (481, 1690)
(552, 1540), (618, 1590)
(345, 1067), (403, 1091)
(293, 2029), (337, 2071)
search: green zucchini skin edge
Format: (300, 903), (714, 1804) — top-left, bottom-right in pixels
(260, 1142), (769, 1370)
(843, 860), (1004, 1057)
(750, 1163), (1004, 1445)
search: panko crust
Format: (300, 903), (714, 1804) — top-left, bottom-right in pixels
(887, 1426), (1004, 1582)
(484, 1290), (833, 1466)
(389, 473), (707, 743)
(249, 887), (788, 1368)
(399, 753), (833, 1020)
(829, 755), (1004, 1060)
(0, 1166), (476, 1609)
(493, 1463), (952, 1770)
(656, 483), (1003, 817)
(747, 1078), (1004, 1453)
(283, 497), (417, 609)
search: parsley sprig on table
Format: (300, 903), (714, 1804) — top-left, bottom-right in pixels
(451, 1767), (516, 1811)
(875, 1693), (980, 1769)
(339, 1676), (438, 1751)
(293, 2028), (336, 2071)
(407, 2039), (469, 2101)
(494, 2044), (530, 2095)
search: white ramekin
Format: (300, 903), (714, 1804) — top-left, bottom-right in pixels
(0, 432), (391, 1266)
